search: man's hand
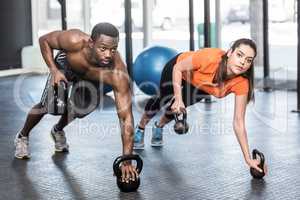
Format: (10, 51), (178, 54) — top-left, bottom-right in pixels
(120, 163), (139, 183)
(51, 70), (68, 86)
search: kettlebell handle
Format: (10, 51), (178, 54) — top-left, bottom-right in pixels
(49, 81), (67, 115)
(53, 81), (67, 100)
(113, 154), (143, 178)
(252, 149), (265, 169)
(54, 81), (67, 89)
(174, 107), (187, 121)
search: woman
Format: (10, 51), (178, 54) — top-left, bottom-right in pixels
(134, 38), (266, 173)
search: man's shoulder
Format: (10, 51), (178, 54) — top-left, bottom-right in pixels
(67, 29), (88, 36)
(113, 51), (126, 68)
(60, 29), (89, 52)
(65, 29), (89, 42)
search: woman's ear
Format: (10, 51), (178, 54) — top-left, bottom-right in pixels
(226, 49), (233, 58)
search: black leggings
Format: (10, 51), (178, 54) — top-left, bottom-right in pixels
(144, 54), (209, 120)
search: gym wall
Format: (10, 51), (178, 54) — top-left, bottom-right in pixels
(0, 0), (32, 70)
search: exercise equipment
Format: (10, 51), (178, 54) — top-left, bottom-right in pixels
(133, 46), (178, 95)
(113, 154), (143, 192)
(250, 149), (266, 179)
(173, 108), (189, 134)
(48, 81), (67, 115)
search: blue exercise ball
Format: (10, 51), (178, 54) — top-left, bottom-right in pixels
(133, 46), (178, 95)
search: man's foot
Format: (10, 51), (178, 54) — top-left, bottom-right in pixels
(151, 122), (163, 147)
(133, 126), (145, 150)
(50, 127), (69, 152)
(14, 132), (30, 159)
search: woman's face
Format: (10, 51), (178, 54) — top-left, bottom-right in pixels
(226, 44), (255, 76)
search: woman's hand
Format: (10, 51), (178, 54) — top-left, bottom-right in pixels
(171, 98), (185, 113)
(247, 158), (268, 175)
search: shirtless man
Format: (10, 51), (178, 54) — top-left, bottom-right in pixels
(14, 22), (138, 179)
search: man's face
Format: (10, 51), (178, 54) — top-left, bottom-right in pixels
(90, 34), (119, 67)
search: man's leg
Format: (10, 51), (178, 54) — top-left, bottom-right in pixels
(15, 103), (47, 159)
(51, 112), (75, 152)
(54, 112), (75, 131)
(50, 79), (99, 152)
(18, 103), (47, 137)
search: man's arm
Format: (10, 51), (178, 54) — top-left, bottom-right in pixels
(39, 29), (86, 82)
(114, 76), (140, 181)
(113, 72), (134, 155)
(83, 52), (133, 153)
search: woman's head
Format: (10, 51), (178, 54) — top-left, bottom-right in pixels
(215, 38), (257, 103)
(226, 38), (257, 76)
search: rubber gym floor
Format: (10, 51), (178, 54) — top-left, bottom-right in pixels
(1, 74), (300, 200)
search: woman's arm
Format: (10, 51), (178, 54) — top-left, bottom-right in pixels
(171, 56), (194, 112)
(233, 95), (250, 162)
(233, 95), (263, 172)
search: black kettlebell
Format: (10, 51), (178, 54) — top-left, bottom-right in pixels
(113, 154), (143, 193)
(250, 149), (265, 179)
(173, 108), (189, 134)
(48, 81), (67, 115)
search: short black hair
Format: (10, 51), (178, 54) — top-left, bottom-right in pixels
(91, 22), (119, 41)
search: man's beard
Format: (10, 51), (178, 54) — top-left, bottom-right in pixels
(97, 59), (113, 68)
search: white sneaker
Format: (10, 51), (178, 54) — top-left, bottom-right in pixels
(14, 133), (30, 159)
(50, 127), (69, 152)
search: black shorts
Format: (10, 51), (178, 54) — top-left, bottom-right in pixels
(40, 52), (101, 118)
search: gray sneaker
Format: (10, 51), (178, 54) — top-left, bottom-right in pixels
(50, 127), (69, 152)
(14, 134), (30, 159)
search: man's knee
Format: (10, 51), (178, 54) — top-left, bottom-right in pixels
(33, 103), (43, 109)
(30, 103), (47, 115)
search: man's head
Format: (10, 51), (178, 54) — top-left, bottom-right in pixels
(89, 22), (119, 67)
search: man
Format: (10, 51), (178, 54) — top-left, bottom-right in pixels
(14, 22), (138, 179)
